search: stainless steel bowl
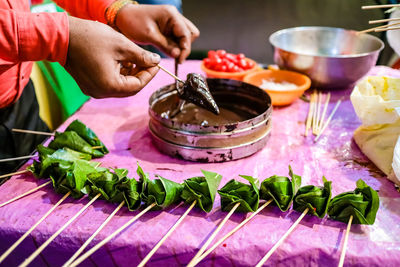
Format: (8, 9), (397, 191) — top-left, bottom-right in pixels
(148, 79), (272, 163)
(269, 26), (384, 89)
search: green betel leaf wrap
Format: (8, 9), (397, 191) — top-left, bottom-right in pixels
(29, 146), (92, 179)
(260, 165), (302, 212)
(181, 170), (222, 212)
(293, 177), (332, 218)
(54, 159), (98, 199)
(328, 179), (380, 225)
(85, 169), (126, 203)
(49, 131), (103, 158)
(137, 163), (182, 209)
(115, 176), (141, 211)
(218, 175), (260, 212)
(65, 119), (109, 154)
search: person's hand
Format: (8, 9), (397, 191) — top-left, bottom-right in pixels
(115, 4), (200, 63)
(65, 16), (161, 98)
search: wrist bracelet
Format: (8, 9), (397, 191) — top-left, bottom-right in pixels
(105, 0), (138, 30)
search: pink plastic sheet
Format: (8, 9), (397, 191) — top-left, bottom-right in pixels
(0, 60), (399, 267)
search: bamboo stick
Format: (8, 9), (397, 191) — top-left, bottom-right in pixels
(158, 64), (184, 83)
(62, 201), (125, 267)
(0, 192), (71, 263)
(69, 202), (157, 267)
(314, 100), (342, 142)
(137, 200), (197, 267)
(12, 129), (55, 136)
(0, 181), (52, 208)
(0, 155), (35, 163)
(369, 17), (400, 24)
(255, 208), (309, 267)
(0, 170), (29, 180)
(305, 93), (315, 136)
(190, 200), (273, 266)
(338, 215), (353, 267)
(313, 92), (323, 135)
(358, 21), (400, 34)
(187, 202), (240, 267)
(362, 4), (400, 9)
(375, 26), (400, 32)
(19, 193), (101, 267)
(317, 92), (331, 134)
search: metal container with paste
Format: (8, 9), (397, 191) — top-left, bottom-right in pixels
(148, 78), (272, 162)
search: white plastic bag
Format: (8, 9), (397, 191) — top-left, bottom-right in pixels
(389, 137), (400, 185)
(351, 76), (400, 185)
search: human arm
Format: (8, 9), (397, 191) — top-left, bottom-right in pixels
(0, 9), (68, 65)
(52, 0), (114, 23)
(0, 7), (160, 98)
(53, 0), (199, 63)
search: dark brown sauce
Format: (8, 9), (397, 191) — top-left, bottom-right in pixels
(152, 94), (252, 125)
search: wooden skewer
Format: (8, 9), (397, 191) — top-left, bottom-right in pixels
(313, 92), (323, 135)
(0, 181), (52, 208)
(12, 129), (55, 136)
(137, 200), (197, 267)
(314, 99), (342, 142)
(190, 200), (272, 266)
(338, 215), (353, 267)
(369, 17), (400, 24)
(69, 202), (157, 267)
(362, 4), (400, 10)
(63, 201), (125, 267)
(317, 92), (331, 134)
(376, 26), (400, 32)
(187, 202), (241, 267)
(0, 192), (71, 263)
(11, 129), (101, 149)
(305, 92), (315, 136)
(255, 208), (309, 267)
(358, 21), (400, 34)
(158, 64), (184, 83)
(0, 155), (36, 163)
(0, 169), (29, 179)
(19, 193), (101, 267)
(311, 91), (318, 135)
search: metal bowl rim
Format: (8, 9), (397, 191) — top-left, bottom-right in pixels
(269, 26), (384, 59)
(148, 78), (272, 132)
(149, 123), (272, 150)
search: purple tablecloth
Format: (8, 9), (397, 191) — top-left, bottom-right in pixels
(0, 60), (399, 267)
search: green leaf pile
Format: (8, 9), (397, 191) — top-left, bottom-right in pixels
(327, 179), (379, 225)
(218, 175), (259, 212)
(181, 170), (222, 212)
(260, 166), (301, 212)
(293, 177), (332, 218)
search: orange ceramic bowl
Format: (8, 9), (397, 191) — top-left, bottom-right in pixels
(243, 69), (311, 106)
(200, 58), (259, 81)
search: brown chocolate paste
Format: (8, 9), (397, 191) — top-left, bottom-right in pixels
(152, 94), (252, 126)
(178, 73), (220, 115)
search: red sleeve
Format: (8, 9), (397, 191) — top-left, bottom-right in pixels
(53, 0), (115, 24)
(0, 9), (69, 65)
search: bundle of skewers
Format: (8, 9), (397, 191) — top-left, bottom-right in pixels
(0, 120), (379, 267)
(305, 90), (341, 141)
(360, 3), (400, 33)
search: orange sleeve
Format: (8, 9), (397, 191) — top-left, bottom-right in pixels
(53, 0), (116, 24)
(0, 9), (69, 65)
